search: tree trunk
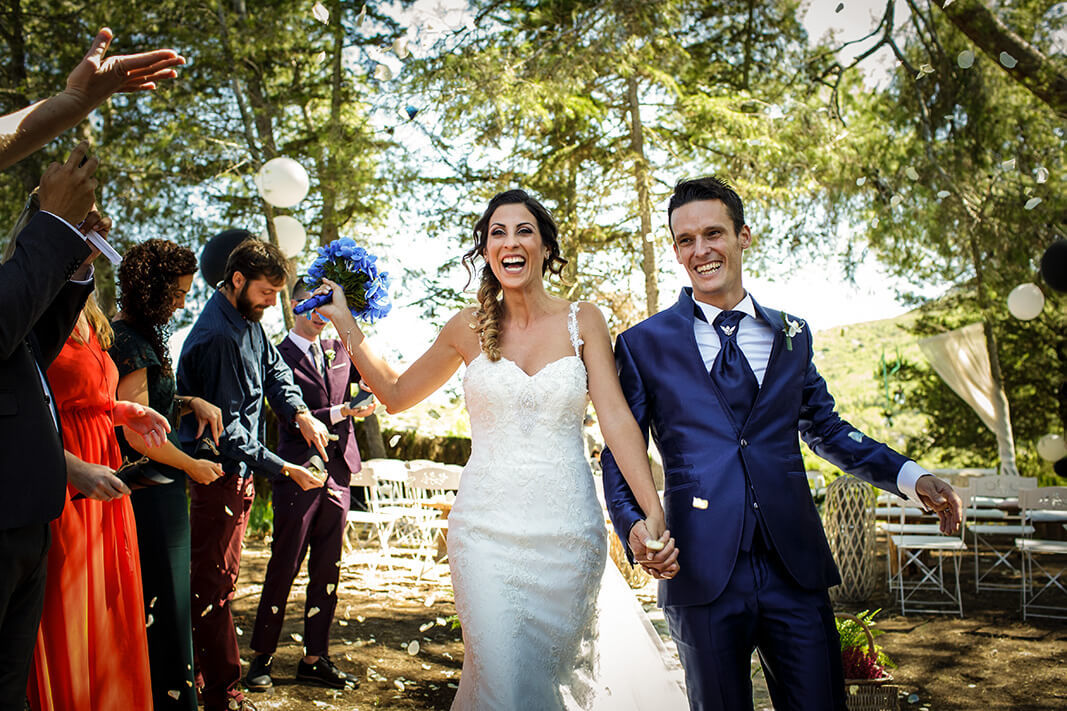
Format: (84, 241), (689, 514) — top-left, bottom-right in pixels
(626, 75), (658, 317)
(357, 414), (387, 459)
(933, 0), (1067, 119)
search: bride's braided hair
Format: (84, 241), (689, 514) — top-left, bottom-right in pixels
(462, 190), (567, 361)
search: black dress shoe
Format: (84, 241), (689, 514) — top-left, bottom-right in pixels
(296, 655), (356, 689)
(244, 653), (273, 691)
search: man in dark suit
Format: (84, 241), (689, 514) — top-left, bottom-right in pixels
(602, 177), (963, 711)
(245, 280), (371, 691)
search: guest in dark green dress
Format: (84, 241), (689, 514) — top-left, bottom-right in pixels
(111, 239), (225, 711)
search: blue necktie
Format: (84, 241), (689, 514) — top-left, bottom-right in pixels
(710, 310), (758, 429)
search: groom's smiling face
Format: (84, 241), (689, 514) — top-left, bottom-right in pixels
(671, 199), (751, 309)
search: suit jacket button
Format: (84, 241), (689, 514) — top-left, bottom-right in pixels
(740, 438), (748, 447)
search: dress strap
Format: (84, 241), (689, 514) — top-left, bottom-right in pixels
(567, 302), (583, 357)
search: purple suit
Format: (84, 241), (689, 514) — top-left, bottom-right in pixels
(250, 335), (362, 658)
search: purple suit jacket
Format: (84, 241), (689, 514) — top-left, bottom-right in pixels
(276, 335), (362, 486)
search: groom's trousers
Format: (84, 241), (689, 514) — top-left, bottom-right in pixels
(664, 532), (847, 711)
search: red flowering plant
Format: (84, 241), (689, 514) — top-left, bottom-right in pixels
(836, 609), (896, 681)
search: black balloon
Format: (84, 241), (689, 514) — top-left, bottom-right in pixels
(1040, 240), (1067, 293)
(1054, 455), (1067, 479)
(200, 229), (254, 288)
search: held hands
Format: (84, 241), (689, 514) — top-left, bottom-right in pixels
(915, 475), (964, 535)
(114, 400), (170, 448)
(65, 28), (185, 111)
(628, 516), (680, 580)
(283, 462), (326, 491)
(70, 203), (110, 280)
(295, 410), (331, 462)
(189, 397), (223, 445)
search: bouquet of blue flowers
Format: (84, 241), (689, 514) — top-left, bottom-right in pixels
(294, 237), (391, 322)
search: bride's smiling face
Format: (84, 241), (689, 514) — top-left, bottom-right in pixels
(484, 203), (550, 289)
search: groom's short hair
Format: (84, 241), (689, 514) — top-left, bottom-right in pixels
(668, 176), (745, 237)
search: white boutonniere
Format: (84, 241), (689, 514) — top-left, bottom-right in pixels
(325, 348), (337, 364)
(780, 312), (805, 351)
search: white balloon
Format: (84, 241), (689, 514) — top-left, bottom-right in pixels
(1037, 433), (1067, 462)
(257, 157), (310, 208)
(1007, 283), (1045, 320)
(261, 215), (307, 258)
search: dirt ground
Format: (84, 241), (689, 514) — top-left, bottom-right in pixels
(230, 531), (1066, 711)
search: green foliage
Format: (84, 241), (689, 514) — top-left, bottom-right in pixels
(836, 608), (895, 670)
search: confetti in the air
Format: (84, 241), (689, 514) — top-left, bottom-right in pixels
(1036, 166), (1049, 184)
(999, 52), (1017, 68)
(905, 167), (919, 181)
(312, 2), (329, 24)
(692, 497), (708, 510)
(1025, 197), (1043, 210)
(957, 50), (974, 69)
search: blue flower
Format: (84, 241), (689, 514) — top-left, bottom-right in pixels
(300, 237), (391, 323)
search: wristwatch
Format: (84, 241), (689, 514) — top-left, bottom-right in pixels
(293, 407), (310, 427)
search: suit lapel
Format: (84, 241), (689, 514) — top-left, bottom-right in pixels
(673, 289), (742, 433)
(283, 337), (329, 398)
(750, 298), (787, 411)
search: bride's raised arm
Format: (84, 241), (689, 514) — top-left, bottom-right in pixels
(311, 277), (473, 414)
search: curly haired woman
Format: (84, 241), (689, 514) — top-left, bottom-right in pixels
(111, 238), (225, 711)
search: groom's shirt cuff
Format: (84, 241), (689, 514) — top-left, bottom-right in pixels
(896, 461), (928, 508)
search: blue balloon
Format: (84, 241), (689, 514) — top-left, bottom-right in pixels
(405, 105), (418, 120)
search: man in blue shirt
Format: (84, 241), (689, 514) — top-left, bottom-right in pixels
(177, 238), (331, 711)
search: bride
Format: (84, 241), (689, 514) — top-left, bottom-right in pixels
(312, 189), (687, 710)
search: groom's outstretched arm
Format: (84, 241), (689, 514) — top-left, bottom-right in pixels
(602, 332), (651, 563)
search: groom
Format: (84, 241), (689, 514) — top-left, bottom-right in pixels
(602, 176), (962, 711)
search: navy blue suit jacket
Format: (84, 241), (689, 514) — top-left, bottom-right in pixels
(602, 288), (908, 607)
(275, 336), (362, 486)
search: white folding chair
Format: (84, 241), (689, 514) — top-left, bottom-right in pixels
(1016, 487), (1067, 620)
(966, 475), (1037, 593)
(405, 462), (462, 578)
(890, 487), (970, 616)
(361, 458), (423, 551)
(342, 465), (405, 571)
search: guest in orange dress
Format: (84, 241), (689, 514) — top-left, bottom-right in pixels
(27, 294), (170, 711)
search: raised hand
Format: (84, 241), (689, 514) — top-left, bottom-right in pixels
(37, 142), (98, 227)
(65, 28), (185, 110)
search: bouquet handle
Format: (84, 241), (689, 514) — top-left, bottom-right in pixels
(293, 292), (332, 315)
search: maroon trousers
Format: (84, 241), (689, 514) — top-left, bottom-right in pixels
(250, 474), (350, 658)
(190, 474), (255, 711)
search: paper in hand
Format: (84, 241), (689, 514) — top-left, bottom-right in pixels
(85, 229), (122, 265)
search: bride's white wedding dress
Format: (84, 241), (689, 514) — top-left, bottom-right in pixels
(447, 303), (688, 710)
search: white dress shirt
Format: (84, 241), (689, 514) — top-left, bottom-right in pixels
(287, 330), (345, 425)
(693, 293), (927, 506)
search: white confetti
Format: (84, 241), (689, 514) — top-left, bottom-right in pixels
(272, 606), (279, 614)
(201, 604), (212, 617)
(422, 663), (432, 670)
(356, 3), (367, 27)
(855, 176), (866, 186)
(373, 64), (393, 81)
(407, 640), (420, 656)
(146, 614), (154, 628)
(999, 52), (1017, 69)
(392, 37), (410, 59)
(905, 167), (919, 181)
(419, 621), (434, 632)
(915, 63), (935, 79)
(890, 195), (903, 208)
(848, 431), (864, 443)
(936, 190), (951, 199)
(312, 2), (329, 24)
(356, 615), (366, 623)
(436, 617), (447, 626)
(168, 690), (181, 700)
(308, 606), (321, 618)
(1025, 197), (1043, 210)
(326, 583), (335, 595)
(235, 626), (243, 636)
(424, 592), (436, 607)
(339, 620), (348, 626)
(692, 496), (708, 510)
(1001, 158), (1016, 171)
(394, 679), (406, 691)
(291, 632), (304, 642)
(957, 50), (974, 69)
(1036, 166), (1049, 184)
(224, 505), (234, 516)
(388, 434), (401, 447)
(150, 596), (158, 608)
(315, 51), (327, 65)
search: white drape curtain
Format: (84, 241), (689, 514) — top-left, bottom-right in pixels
(919, 322), (1018, 475)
